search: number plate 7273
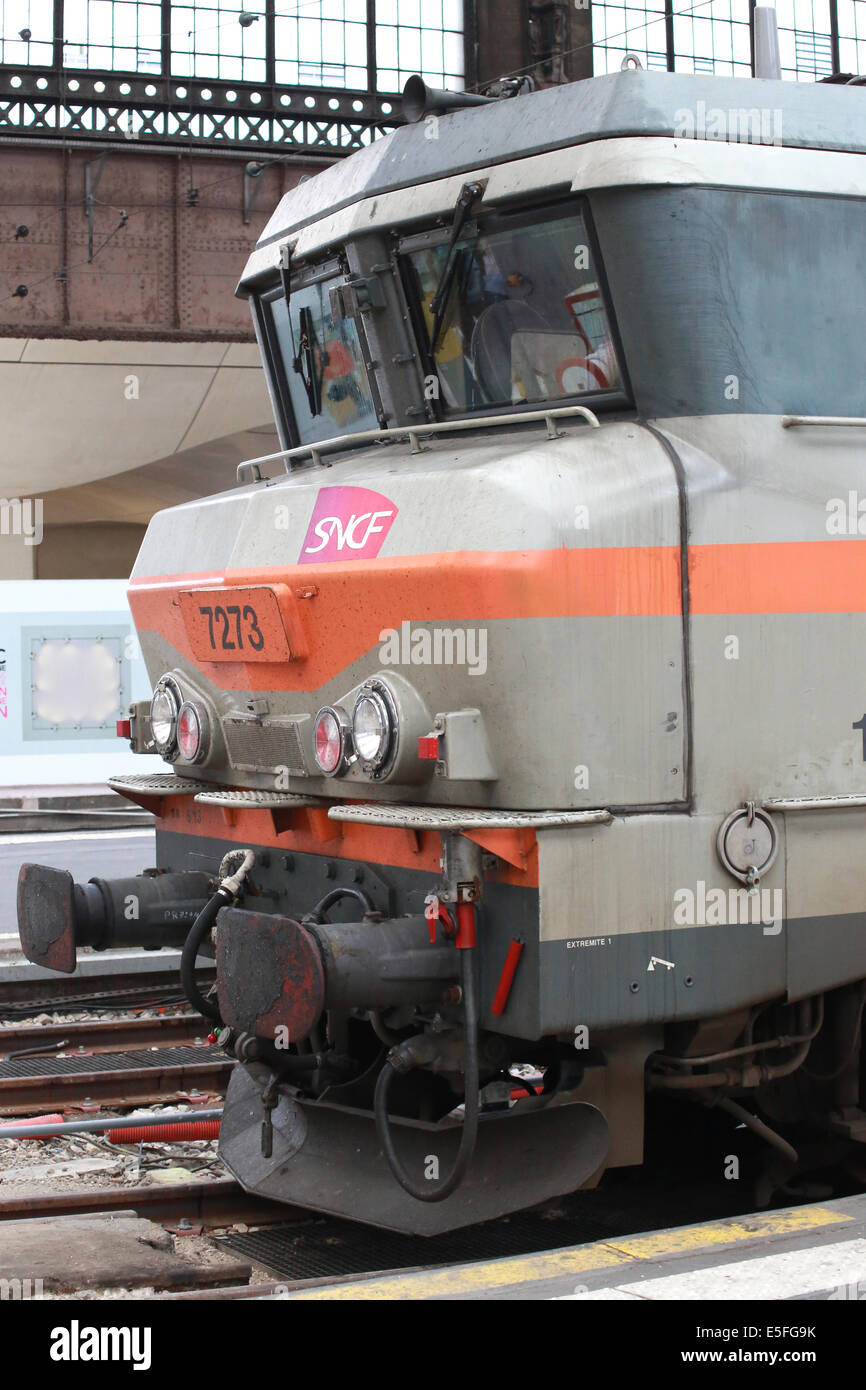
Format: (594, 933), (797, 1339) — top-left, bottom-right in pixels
(178, 587), (291, 662)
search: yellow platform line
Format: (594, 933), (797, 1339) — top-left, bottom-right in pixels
(284, 1204), (851, 1301)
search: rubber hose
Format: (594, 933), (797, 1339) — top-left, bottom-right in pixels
(181, 888), (229, 1022)
(374, 944), (480, 1202)
(369, 1010), (406, 1046)
(309, 885), (374, 918)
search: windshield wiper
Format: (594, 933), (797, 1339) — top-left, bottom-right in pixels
(428, 180), (484, 352)
(293, 305), (323, 417)
(280, 246), (323, 418)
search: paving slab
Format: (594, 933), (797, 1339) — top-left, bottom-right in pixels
(0, 1212), (251, 1292)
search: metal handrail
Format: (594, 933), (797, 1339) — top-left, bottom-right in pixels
(763, 795), (866, 811)
(781, 416), (866, 429)
(236, 404), (601, 482)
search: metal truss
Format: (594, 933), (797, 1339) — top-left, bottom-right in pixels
(0, 66), (401, 154)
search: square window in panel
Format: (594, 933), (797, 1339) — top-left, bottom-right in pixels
(23, 627), (130, 741)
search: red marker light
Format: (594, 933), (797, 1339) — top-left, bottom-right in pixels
(418, 734), (440, 760)
(313, 707), (346, 775)
(116, 719), (131, 739)
(177, 703), (202, 761)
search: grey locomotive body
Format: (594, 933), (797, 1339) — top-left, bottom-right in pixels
(18, 68), (866, 1232)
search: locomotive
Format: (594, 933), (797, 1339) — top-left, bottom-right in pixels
(17, 59), (866, 1235)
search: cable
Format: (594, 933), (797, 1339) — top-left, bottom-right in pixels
(180, 848), (254, 1022)
(180, 890), (225, 1023)
(374, 935), (479, 1203)
(3, 208), (132, 301)
(306, 885), (374, 919)
(5, 161), (265, 305)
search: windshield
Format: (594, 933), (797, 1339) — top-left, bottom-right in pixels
(269, 274), (378, 445)
(403, 206), (621, 412)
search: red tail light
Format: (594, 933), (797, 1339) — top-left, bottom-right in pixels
(314, 706), (351, 776)
(177, 701), (208, 764)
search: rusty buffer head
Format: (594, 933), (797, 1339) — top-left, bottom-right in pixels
(17, 863), (89, 973)
(216, 908), (326, 1043)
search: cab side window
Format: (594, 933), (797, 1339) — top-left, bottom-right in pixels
(266, 273), (378, 446)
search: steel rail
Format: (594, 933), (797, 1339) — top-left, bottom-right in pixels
(0, 966), (214, 1017)
(0, 1013), (210, 1059)
(0, 1052), (233, 1116)
(0, 1177), (296, 1230)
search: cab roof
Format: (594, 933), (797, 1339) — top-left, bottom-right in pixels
(248, 68), (864, 252)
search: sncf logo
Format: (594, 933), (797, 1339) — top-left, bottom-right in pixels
(299, 485), (398, 564)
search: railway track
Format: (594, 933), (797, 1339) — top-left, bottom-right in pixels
(0, 1001), (251, 1294)
(0, 1045), (233, 1115)
(0, 962), (229, 1111)
(0, 1176), (294, 1230)
(0, 954), (214, 1018)
(0, 1012), (211, 1057)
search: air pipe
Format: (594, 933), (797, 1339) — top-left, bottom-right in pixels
(373, 901), (480, 1202)
(181, 849), (255, 1023)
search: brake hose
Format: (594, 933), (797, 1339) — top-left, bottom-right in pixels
(181, 849), (255, 1023)
(373, 930), (480, 1202)
(307, 885), (374, 919)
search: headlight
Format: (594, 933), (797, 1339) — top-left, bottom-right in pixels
(313, 705), (350, 776)
(150, 680), (180, 755)
(177, 700), (209, 764)
(352, 682), (396, 776)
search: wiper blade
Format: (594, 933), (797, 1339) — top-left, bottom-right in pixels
(428, 180), (484, 352)
(293, 304), (323, 417)
(280, 247), (323, 418)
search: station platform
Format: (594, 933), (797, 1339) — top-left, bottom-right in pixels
(283, 1193), (866, 1301)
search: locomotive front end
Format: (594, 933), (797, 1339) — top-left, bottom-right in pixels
(20, 67), (866, 1233)
(21, 400), (669, 1233)
(19, 82), (658, 1230)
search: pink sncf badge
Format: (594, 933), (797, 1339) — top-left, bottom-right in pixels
(298, 486), (398, 564)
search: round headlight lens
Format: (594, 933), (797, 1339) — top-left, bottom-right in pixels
(150, 684), (178, 752)
(177, 701), (208, 764)
(313, 706), (346, 776)
(352, 689), (393, 773)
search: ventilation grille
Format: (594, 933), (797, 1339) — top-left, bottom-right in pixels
(222, 717), (306, 777)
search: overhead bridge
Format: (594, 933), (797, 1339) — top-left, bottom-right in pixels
(0, 70), (399, 579)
